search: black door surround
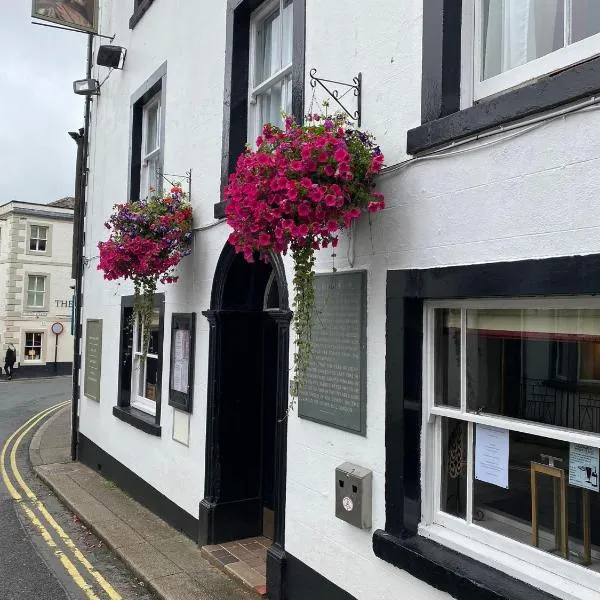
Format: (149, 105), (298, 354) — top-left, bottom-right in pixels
(200, 243), (291, 600)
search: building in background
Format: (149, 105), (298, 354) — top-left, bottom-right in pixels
(0, 197), (75, 377)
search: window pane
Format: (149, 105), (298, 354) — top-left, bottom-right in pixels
(145, 103), (159, 155)
(38, 239), (46, 251)
(257, 8), (281, 83)
(38, 226), (47, 240)
(434, 309), (461, 407)
(258, 81), (283, 129)
(257, 74), (291, 130)
(441, 417), (467, 518)
(481, 0), (565, 80)
(473, 429), (600, 569)
(571, 1), (600, 43)
(467, 308), (600, 434)
(143, 155), (159, 194)
(281, 0), (293, 66)
(579, 342), (600, 381)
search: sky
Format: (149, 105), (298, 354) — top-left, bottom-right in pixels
(0, 3), (87, 204)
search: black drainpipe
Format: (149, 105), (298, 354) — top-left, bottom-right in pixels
(70, 32), (93, 461)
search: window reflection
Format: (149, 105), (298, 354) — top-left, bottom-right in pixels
(466, 309), (600, 434)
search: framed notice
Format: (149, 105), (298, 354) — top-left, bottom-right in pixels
(168, 313), (196, 413)
(84, 319), (102, 401)
(298, 271), (367, 435)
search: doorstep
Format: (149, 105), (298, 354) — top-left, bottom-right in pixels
(201, 537), (270, 597)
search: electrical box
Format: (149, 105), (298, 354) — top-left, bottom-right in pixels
(335, 462), (372, 529)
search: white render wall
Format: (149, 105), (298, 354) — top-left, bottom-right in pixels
(80, 1), (600, 599)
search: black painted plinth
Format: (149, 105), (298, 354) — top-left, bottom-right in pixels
(198, 497), (262, 546)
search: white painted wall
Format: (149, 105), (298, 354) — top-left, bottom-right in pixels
(80, 1), (600, 599)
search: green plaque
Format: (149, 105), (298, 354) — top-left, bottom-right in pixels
(298, 271), (367, 435)
(84, 319), (102, 401)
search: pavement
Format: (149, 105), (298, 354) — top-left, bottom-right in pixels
(31, 406), (258, 600)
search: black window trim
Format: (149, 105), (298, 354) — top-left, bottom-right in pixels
(408, 0), (600, 155)
(130, 0), (156, 29)
(114, 293), (165, 436)
(214, 0), (306, 219)
(375, 253), (600, 600)
(128, 62), (167, 203)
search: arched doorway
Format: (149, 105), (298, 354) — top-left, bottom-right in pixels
(199, 243), (291, 591)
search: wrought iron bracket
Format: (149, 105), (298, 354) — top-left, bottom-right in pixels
(158, 169), (192, 202)
(309, 68), (362, 127)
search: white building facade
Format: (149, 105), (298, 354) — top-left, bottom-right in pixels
(77, 2), (600, 599)
(0, 199), (75, 377)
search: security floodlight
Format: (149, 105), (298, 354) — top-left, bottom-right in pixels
(96, 45), (127, 69)
(73, 78), (100, 96)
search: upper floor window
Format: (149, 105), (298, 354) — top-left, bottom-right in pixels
(27, 275), (46, 308)
(141, 93), (161, 195)
(29, 225), (48, 252)
(130, 64), (166, 202)
(248, 0), (293, 143)
(468, 0), (600, 101)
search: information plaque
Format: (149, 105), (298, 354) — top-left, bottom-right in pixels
(168, 313), (196, 413)
(298, 271), (367, 434)
(84, 319), (102, 401)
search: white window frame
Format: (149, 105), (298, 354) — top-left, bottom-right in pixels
(247, 0), (293, 144)
(26, 275), (46, 309)
(24, 332), (43, 363)
(421, 296), (600, 600)
(130, 315), (159, 416)
(461, 1), (600, 105)
(29, 224), (48, 253)
(141, 93), (161, 197)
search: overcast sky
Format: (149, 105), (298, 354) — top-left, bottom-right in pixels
(0, 3), (87, 204)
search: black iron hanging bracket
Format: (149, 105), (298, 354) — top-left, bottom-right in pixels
(158, 169), (192, 202)
(309, 68), (362, 127)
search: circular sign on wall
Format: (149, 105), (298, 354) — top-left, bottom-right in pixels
(51, 322), (64, 335)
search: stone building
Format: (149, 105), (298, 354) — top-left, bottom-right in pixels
(0, 198), (75, 376)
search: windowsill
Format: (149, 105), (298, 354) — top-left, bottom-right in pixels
(129, 0), (155, 29)
(372, 530), (559, 600)
(112, 405), (161, 436)
(407, 56), (600, 155)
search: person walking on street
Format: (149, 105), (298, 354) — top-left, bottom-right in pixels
(4, 345), (16, 380)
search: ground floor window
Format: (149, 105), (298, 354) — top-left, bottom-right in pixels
(423, 298), (600, 594)
(24, 332), (43, 361)
(131, 310), (161, 415)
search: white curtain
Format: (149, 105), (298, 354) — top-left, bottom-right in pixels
(483, 0), (563, 80)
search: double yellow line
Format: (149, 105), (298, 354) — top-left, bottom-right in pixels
(0, 402), (121, 600)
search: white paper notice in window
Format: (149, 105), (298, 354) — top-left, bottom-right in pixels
(172, 329), (190, 394)
(569, 444), (599, 492)
(475, 424), (509, 489)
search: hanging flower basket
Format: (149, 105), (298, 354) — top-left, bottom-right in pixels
(224, 114), (385, 396)
(97, 186), (193, 354)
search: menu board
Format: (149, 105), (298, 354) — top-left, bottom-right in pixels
(298, 271), (367, 434)
(84, 319), (102, 401)
(168, 313), (195, 412)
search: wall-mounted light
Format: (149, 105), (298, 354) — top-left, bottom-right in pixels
(73, 78), (100, 96)
(96, 45), (127, 69)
